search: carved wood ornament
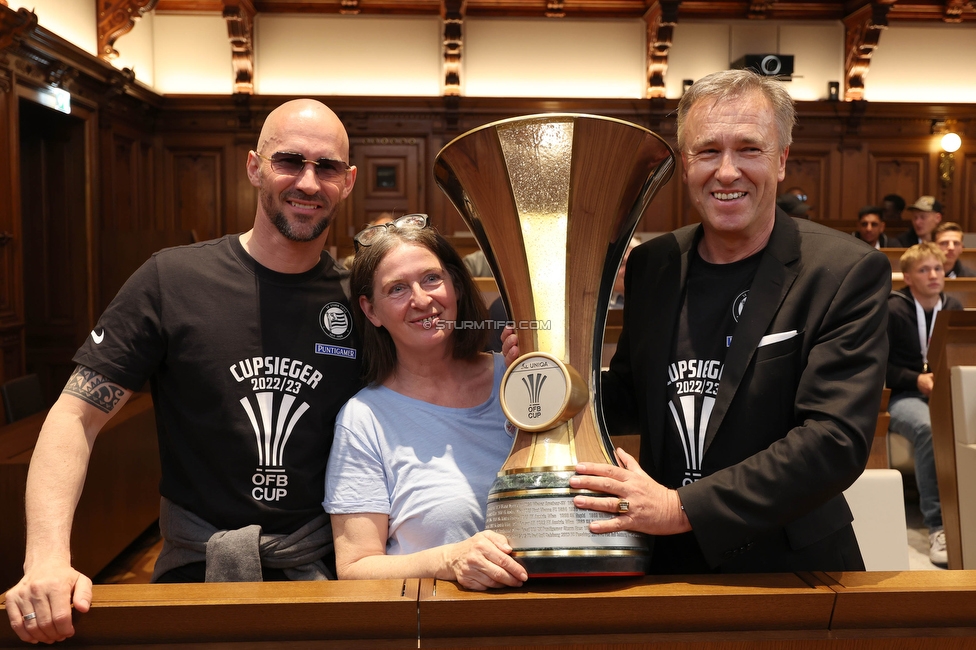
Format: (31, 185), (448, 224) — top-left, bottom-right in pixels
(944, 0), (973, 22)
(223, 0), (255, 94)
(97, 0), (159, 60)
(643, 1), (678, 99)
(749, 1), (774, 19)
(843, 0), (895, 101)
(442, 0), (465, 97)
(0, 5), (37, 56)
(546, 1), (565, 18)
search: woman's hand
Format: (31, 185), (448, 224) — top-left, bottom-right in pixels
(443, 531), (527, 590)
(501, 326), (520, 366)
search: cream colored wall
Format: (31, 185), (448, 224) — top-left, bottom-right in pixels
(7, 0), (97, 56)
(667, 21), (844, 101)
(463, 18), (645, 98)
(152, 13), (232, 94)
(865, 24), (976, 103)
(9, 4), (975, 103)
(254, 15), (441, 96)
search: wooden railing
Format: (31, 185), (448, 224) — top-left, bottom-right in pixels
(3, 572), (976, 648)
(883, 248), (976, 274)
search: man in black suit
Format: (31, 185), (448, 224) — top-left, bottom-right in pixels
(570, 69), (890, 573)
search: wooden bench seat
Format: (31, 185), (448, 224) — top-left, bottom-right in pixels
(0, 392), (160, 592)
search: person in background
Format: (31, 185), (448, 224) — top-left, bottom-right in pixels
(882, 194), (906, 226)
(342, 212), (394, 269)
(324, 214), (526, 591)
(894, 196), (942, 247)
(934, 222), (974, 278)
(887, 242), (963, 566)
(546, 68), (888, 574)
(6, 99), (362, 644)
(775, 192), (810, 219)
(854, 205), (888, 249)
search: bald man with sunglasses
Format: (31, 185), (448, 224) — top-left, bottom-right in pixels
(7, 100), (364, 644)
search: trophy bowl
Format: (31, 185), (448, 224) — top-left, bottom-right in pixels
(434, 113), (674, 577)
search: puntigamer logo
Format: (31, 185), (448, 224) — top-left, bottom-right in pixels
(320, 302), (352, 340)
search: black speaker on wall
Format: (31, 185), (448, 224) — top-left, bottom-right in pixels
(731, 54), (794, 79)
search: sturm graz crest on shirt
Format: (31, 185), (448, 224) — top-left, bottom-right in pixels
(320, 302), (352, 340)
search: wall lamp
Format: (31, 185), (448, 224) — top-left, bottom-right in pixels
(933, 120), (962, 188)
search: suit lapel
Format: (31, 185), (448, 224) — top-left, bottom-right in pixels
(702, 212), (800, 455)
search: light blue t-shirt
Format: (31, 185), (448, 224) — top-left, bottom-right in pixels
(324, 353), (514, 555)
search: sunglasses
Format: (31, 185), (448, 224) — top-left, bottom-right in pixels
(353, 213), (429, 251)
(253, 151), (350, 182)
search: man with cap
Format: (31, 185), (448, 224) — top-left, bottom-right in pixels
(894, 196), (942, 247)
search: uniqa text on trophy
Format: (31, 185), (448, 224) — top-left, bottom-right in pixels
(434, 114), (674, 576)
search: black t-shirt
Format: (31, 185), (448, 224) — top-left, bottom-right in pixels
(663, 247), (762, 490)
(74, 235), (362, 534)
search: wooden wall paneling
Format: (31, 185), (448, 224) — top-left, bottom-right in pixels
(163, 140), (224, 241)
(963, 153), (975, 232)
(870, 150), (927, 213)
(225, 138), (256, 238)
(0, 71), (24, 395)
(839, 144), (871, 221)
(639, 154), (682, 234)
(344, 137), (424, 255)
(97, 118), (158, 312)
(18, 95), (95, 403)
(781, 151), (829, 220)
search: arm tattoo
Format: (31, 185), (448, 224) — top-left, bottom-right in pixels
(63, 365), (126, 413)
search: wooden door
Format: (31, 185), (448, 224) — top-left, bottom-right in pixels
(18, 97), (92, 404)
(336, 138), (425, 259)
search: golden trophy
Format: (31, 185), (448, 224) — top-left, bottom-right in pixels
(434, 114), (674, 576)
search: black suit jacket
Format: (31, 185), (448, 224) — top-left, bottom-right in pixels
(948, 260), (976, 278)
(603, 212), (890, 572)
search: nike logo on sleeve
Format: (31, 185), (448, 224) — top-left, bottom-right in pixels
(91, 329), (105, 344)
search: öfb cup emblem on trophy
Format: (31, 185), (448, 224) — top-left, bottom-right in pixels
(434, 114), (674, 577)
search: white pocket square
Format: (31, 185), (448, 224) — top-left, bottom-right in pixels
(758, 330), (798, 348)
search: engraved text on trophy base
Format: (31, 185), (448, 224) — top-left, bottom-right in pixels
(486, 496), (645, 550)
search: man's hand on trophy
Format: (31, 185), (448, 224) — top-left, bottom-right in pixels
(500, 326), (520, 366)
(444, 531), (528, 591)
(569, 448), (692, 536)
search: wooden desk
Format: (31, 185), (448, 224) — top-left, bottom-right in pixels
(0, 393), (160, 592)
(882, 248), (976, 274)
(5, 573), (976, 648)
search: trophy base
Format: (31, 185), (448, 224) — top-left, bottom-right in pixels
(513, 550), (647, 578)
(486, 469), (648, 578)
